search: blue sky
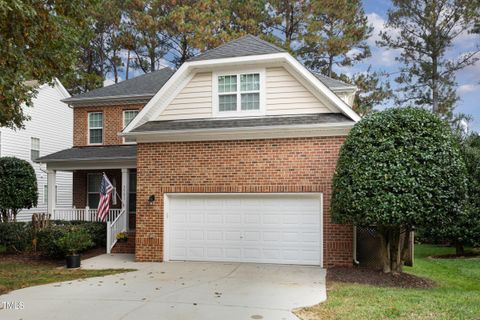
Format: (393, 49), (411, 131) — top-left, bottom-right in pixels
(359, 0), (480, 131)
(109, 1), (480, 130)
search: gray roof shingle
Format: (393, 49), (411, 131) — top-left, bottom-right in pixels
(131, 113), (353, 133)
(188, 35), (286, 62)
(63, 68), (174, 103)
(314, 73), (356, 90)
(36, 145), (136, 162)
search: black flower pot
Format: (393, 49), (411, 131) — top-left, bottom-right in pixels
(66, 254), (81, 268)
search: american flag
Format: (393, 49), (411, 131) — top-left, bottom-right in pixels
(97, 174), (114, 222)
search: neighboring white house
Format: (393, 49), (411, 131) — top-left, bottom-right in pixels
(0, 79), (73, 221)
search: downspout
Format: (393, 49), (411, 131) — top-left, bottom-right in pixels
(353, 226), (360, 265)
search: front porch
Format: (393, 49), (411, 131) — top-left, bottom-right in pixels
(35, 145), (137, 254)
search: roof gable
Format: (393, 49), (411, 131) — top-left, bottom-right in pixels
(188, 35), (286, 62)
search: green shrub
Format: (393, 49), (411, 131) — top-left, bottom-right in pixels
(55, 227), (93, 256)
(37, 221), (105, 257)
(0, 222), (33, 252)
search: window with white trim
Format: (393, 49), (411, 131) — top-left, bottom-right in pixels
(31, 137), (40, 160)
(88, 112), (103, 144)
(215, 71), (263, 115)
(123, 110), (139, 143)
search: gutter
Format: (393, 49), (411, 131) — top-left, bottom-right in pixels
(353, 226), (360, 265)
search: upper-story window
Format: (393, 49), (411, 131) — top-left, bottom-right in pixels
(88, 112), (103, 145)
(214, 70), (265, 116)
(31, 137), (40, 160)
(123, 110), (139, 143)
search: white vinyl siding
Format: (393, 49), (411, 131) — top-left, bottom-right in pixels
(88, 112), (103, 145)
(0, 82), (73, 221)
(266, 67), (331, 115)
(157, 72), (212, 121)
(154, 66), (335, 121)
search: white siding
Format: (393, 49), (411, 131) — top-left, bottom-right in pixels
(155, 67), (339, 121)
(265, 67), (332, 115)
(0, 82), (73, 221)
(157, 72), (212, 120)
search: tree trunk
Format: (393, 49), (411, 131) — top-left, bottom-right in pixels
(378, 225), (408, 274)
(455, 243), (465, 256)
(126, 50), (130, 80)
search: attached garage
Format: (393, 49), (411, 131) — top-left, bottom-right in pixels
(164, 193), (323, 266)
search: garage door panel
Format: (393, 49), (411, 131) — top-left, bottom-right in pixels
(167, 194), (322, 265)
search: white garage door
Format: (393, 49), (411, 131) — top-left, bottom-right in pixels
(165, 193), (323, 266)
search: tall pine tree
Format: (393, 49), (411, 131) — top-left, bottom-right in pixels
(378, 0), (480, 116)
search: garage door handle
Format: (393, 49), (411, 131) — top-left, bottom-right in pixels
(240, 236), (243, 239)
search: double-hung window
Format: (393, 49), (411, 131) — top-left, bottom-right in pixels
(88, 112), (103, 145)
(215, 70), (264, 116)
(31, 137), (40, 160)
(123, 110), (139, 143)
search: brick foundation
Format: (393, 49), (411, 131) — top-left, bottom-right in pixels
(111, 231), (136, 254)
(135, 136), (353, 267)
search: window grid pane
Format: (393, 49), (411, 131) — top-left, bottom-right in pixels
(240, 74), (259, 91)
(89, 129), (103, 144)
(241, 93), (260, 110)
(124, 110), (139, 128)
(219, 94), (237, 111)
(218, 75), (237, 93)
(89, 113), (103, 128)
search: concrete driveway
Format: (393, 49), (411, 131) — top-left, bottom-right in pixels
(0, 254), (326, 320)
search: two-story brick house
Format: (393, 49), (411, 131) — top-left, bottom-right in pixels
(37, 35), (360, 267)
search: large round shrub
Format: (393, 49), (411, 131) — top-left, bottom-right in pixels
(332, 108), (467, 272)
(0, 157), (38, 222)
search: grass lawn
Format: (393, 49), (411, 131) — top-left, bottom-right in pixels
(0, 257), (133, 295)
(296, 244), (480, 320)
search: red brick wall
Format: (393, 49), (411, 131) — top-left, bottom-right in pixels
(73, 104), (144, 147)
(135, 136), (353, 267)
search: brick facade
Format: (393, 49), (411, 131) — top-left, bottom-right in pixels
(73, 103), (144, 147)
(135, 136), (353, 267)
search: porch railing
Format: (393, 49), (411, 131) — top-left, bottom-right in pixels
(107, 209), (127, 254)
(52, 207), (123, 222)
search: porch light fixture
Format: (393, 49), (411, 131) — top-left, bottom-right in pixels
(148, 195), (156, 205)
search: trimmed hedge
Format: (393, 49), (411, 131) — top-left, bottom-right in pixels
(0, 220), (106, 257)
(38, 221), (106, 258)
(0, 222), (34, 252)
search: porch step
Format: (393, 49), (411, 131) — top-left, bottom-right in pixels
(111, 231), (136, 254)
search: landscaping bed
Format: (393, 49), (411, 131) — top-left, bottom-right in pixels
(295, 244), (480, 320)
(327, 266), (434, 289)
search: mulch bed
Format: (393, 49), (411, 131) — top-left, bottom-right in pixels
(327, 266), (434, 289)
(0, 246), (106, 266)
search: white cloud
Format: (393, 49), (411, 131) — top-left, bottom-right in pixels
(458, 83), (480, 95)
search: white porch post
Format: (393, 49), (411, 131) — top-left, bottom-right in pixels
(47, 170), (57, 219)
(121, 168), (130, 230)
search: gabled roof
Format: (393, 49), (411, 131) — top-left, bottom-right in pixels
(63, 68), (174, 105)
(188, 35), (286, 62)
